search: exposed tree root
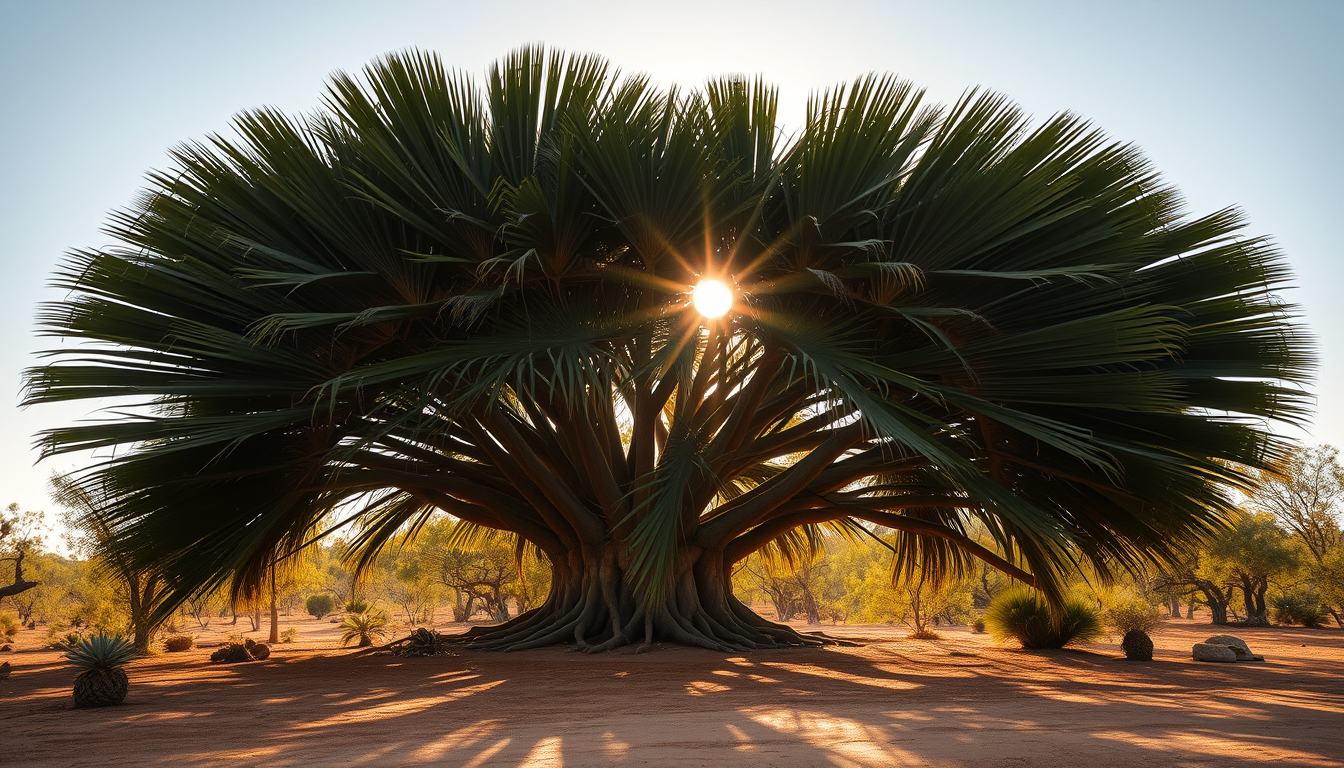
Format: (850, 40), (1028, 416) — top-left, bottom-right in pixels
(406, 550), (861, 653)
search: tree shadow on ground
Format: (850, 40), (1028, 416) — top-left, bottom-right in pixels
(4, 626), (1343, 767)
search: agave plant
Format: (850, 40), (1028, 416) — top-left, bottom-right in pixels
(65, 632), (136, 708)
(340, 610), (389, 648)
(26, 46), (1310, 653)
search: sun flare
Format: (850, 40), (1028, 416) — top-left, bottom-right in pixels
(691, 279), (734, 318)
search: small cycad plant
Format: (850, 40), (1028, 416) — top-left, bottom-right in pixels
(65, 632), (136, 708)
(985, 588), (1103, 650)
(341, 610), (389, 648)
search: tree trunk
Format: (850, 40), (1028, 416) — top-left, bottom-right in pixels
(1193, 580), (1229, 625)
(1239, 574), (1270, 625)
(268, 567), (279, 644)
(909, 587), (925, 634)
(489, 587), (511, 622)
(799, 586), (820, 625)
(443, 545), (843, 652)
(129, 575), (161, 653)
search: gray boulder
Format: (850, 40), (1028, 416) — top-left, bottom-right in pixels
(1204, 634), (1264, 661)
(1192, 642), (1237, 662)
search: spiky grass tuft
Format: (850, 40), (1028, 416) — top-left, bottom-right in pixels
(985, 588), (1102, 650)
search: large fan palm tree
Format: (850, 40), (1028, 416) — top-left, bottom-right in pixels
(27, 47), (1310, 651)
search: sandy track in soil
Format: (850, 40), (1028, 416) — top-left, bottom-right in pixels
(2, 616), (1342, 767)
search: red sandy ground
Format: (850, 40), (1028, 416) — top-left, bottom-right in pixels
(2, 612), (1341, 767)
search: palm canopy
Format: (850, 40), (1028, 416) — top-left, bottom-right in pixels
(27, 47), (1310, 650)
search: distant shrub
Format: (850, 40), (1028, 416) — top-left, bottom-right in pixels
(0, 612), (18, 642)
(1105, 597), (1162, 636)
(279, 628), (299, 644)
(210, 643), (251, 663)
(43, 621), (70, 646)
(1120, 630), (1153, 661)
(1272, 591), (1328, 628)
(985, 588), (1103, 649)
(908, 629), (941, 640)
(971, 616), (986, 634)
(305, 594), (336, 619)
(163, 634), (195, 652)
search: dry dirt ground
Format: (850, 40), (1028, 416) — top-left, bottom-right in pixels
(2, 613), (1342, 767)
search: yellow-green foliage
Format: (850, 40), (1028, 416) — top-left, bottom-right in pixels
(0, 611), (19, 642)
(305, 593), (335, 619)
(279, 628), (299, 644)
(1315, 545), (1344, 618)
(1105, 596), (1162, 636)
(841, 556), (910, 625)
(1271, 590), (1328, 627)
(733, 533), (975, 630)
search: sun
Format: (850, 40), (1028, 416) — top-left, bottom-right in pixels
(691, 279), (734, 318)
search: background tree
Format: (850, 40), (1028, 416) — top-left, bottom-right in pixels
(1248, 444), (1344, 625)
(25, 47), (1312, 652)
(1202, 513), (1299, 625)
(2, 553), (77, 626)
(433, 542), (518, 622)
(1315, 545), (1344, 626)
(184, 586), (225, 630)
(899, 564), (973, 638)
(735, 550), (832, 623)
(0, 504), (43, 600)
(53, 474), (169, 652)
(381, 553), (443, 626)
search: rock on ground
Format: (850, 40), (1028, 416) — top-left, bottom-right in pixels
(1204, 634), (1265, 661)
(1192, 642), (1238, 662)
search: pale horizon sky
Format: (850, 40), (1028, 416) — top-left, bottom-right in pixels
(1, 0), (1340, 523)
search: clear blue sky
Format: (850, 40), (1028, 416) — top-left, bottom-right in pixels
(1, 0), (1340, 518)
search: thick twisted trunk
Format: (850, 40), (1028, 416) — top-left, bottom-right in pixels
(1193, 578), (1230, 625)
(1239, 574), (1270, 626)
(446, 544), (845, 652)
